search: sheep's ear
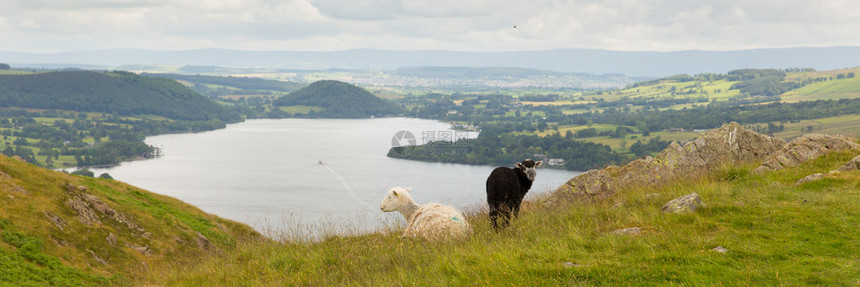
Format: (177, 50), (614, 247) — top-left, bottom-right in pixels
(515, 163), (523, 169)
(405, 187), (412, 193)
(535, 161), (543, 167)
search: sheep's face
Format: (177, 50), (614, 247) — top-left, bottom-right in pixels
(380, 186), (411, 212)
(515, 159), (543, 181)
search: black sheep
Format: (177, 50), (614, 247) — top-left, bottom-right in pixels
(486, 159), (543, 229)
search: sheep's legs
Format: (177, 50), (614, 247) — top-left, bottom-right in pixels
(510, 199), (522, 219)
(489, 204), (512, 230)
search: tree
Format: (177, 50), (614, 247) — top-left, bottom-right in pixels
(630, 140), (647, 157)
(72, 168), (95, 177)
(0, 63), (10, 70)
(564, 130), (574, 139)
(575, 128), (598, 138)
(537, 121), (548, 132)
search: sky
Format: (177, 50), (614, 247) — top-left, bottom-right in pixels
(2, 0), (860, 53)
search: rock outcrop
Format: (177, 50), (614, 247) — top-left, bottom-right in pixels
(1, 170), (29, 195)
(794, 154), (860, 185)
(195, 232), (212, 251)
(44, 210), (68, 231)
(838, 155), (860, 172)
(795, 173), (825, 185)
(662, 193), (703, 214)
(64, 183), (151, 238)
(755, 134), (860, 173)
(551, 122), (784, 201)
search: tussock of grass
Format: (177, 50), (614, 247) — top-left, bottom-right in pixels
(147, 152), (860, 286)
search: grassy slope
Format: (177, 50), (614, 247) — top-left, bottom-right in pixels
(0, 155), (261, 285)
(150, 151), (860, 286)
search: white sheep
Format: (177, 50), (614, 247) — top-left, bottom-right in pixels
(379, 186), (472, 241)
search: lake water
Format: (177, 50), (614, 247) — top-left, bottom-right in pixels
(88, 118), (580, 238)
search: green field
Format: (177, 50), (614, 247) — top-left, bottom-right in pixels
(771, 114), (860, 139)
(597, 79), (740, 103)
(504, 110), (546, 117)
(782, 76), (860, 102)
(539, 124), (621, 137)
(0, 69), (34, 75)
(573, 68), (860, 111)
(278, 105), (325, 114)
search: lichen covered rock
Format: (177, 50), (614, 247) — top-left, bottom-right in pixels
(551, 122), (783, 201)
(755, 134), (860, 173)
(662, 193), (702, 214)
(555, 168), (614, 196)
(838, 155), (860, 172)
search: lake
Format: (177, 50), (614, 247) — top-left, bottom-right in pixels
(88, 118), (581, 238)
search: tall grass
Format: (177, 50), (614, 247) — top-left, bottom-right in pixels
(147, 152), (860, 286)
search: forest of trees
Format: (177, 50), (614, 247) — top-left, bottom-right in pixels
(388, 129), (622, 171)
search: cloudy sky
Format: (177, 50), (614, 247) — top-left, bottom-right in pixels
(2, 0), (859, 53)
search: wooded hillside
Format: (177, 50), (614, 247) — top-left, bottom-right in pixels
(273, 80), (401, 118)
(0, 71), (240, 122)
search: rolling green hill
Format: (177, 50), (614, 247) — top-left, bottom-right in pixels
(0, 155), (261, 285)
(0, 71), (240, 122)
(273, 80), (401, 118)
(602, 67), (860, 107)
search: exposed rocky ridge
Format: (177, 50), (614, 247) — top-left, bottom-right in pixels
(754, 134), (860, 173)
(549, 122), (859, 202)
(550, 122), (785, 201)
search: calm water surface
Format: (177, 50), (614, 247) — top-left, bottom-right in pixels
(89, 118), (580, 236)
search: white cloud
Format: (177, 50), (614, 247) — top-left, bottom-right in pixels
(1, 0), (860, 52)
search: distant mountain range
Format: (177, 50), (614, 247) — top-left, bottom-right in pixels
(3, 47), (860, 77)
